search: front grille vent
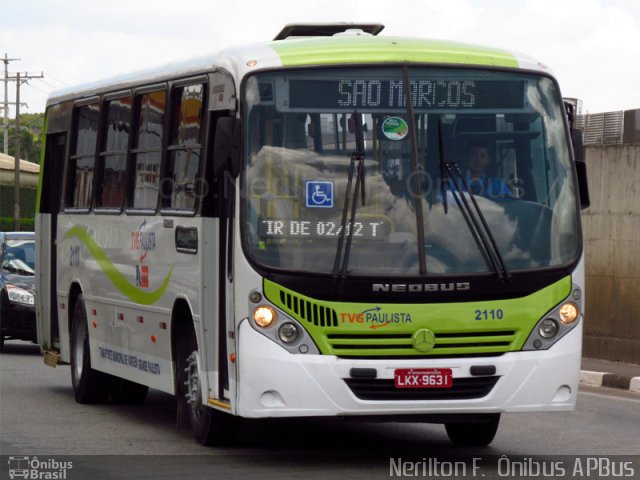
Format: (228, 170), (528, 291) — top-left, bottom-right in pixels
(279, 290), (339, 327)
(327, 330), (517, 356)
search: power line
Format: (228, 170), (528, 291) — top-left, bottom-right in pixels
(34, 77), (60, 90)
(25, 81), (49, 97)
(44, 72), (69, 87)
(19, 61), (68, 90)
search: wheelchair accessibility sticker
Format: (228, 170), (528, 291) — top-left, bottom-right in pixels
(305, 181), (334, 208)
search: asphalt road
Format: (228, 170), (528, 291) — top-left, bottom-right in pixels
(1, 341), (639, 480)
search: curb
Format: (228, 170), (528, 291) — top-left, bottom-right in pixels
(580, 370), (640, 393)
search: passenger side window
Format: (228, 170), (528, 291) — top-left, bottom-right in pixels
(163, 83), (205, 211)
(130, 89), (166, 210)
(96, 95), (131, 209)
(66, 102), (99, 209)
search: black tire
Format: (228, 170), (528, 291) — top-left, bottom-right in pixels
(70, 294), (110, 403)
(176, 321), (237, 446)
(110, 378), (149, 405)
(445, 414), (500, 447)
(0, 290), (8, 352)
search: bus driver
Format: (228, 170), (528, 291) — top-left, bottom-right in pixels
(463, 140), (511, 198)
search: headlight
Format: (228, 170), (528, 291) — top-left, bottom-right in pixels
(278, 323), (299, 343)
(253, 306), (276, 327)
(559, 302), (579, 324)
(6, 285), (35, 306)
(523, 284), (583, 351)
(538, 319), (559, 339)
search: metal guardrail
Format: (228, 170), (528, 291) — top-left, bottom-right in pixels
(575, 108), (640, 145)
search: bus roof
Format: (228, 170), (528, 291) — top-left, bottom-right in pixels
(47, 33), (550, 106)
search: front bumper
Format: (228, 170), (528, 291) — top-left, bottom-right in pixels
(1, 303), (37, 342)
(236, 319), (582, 418)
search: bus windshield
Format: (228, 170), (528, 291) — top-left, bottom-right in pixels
(242, 67), (580, 276)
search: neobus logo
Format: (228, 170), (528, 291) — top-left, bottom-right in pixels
(372, 282), (471, 293)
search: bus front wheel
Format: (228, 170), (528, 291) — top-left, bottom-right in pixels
(176, 324), (237, 446)
(444, 413), (500, 447)
(70, 294), (110, 403)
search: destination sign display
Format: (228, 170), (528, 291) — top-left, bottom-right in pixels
(288, 79), (525, 111)
(258, 218), (392, 240)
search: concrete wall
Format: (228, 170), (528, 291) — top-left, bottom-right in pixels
(581, 144), (640, 364)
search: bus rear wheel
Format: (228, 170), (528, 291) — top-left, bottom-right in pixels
(70, 294), (110, 403)
(444, 414), (500, 447)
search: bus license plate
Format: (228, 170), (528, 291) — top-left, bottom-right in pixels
(394, 368), (453, 389)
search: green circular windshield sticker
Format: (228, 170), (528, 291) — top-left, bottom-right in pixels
(381, 117), (409, 141)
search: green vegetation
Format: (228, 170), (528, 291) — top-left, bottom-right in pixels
(0, 217), (35, 232)
(0, 112), (45, 163)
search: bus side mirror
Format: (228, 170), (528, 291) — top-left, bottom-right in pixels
(213, 117), (241, 178)
(571, 128), (590, 209)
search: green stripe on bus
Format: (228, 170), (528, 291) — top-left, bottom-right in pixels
(271, 37), (519, 68)
(63, 226), (173, 305)
(264, 276), (571, 357)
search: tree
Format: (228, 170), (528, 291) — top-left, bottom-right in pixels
(0, 112), (44, 163)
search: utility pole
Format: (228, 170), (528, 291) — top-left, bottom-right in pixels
(14, 73), (22, 230)
(3, 53), (20, 155)
(10, 70), (44, 231)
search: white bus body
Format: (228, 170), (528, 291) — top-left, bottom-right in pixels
(36, 24), (588, 446)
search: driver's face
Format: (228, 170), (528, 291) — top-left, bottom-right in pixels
(466, 146), (490, 176)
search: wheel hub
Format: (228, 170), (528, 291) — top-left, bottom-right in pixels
(185, 351), (204, 417)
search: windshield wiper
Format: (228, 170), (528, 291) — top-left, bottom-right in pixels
(438, 121), (510, 282)
(332, 111), (366, 280)
(438, 121), (450, 215)
(402, 66), (427, 275)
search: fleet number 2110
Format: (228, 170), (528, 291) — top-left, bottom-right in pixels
(474, 309), (504, 320)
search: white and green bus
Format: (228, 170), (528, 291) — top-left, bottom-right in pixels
(36, 23), (590, 446)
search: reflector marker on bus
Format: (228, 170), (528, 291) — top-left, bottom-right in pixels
(207, 399), (232, 410)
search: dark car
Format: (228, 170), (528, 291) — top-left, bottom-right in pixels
(0, 231), (36, 350)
